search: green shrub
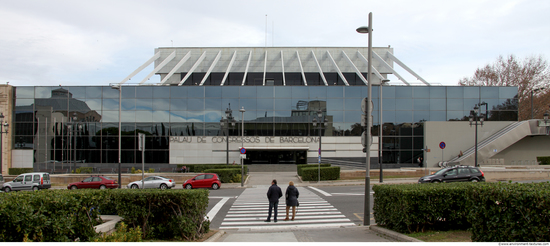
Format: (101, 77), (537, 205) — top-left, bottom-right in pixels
(203, 168), (241, 183)
(301, 166), (340, 181)
(74, 167), (94, 174)
(297, 164), (331, 176)
(91, 222), (142, 242)
(147, 168), (155, 173)
(8, 168), (34, 175)
(537, 156), (550, 165)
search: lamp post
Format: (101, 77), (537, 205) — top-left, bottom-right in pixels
(357, 11), (373, 226)
(239, 107), (245, 187)
(0, 113), (8, 175)
(531, 88), (545, 119)
(312, 109), (327, 183)
(111, 84), (122, 188)
(220, 106), (236, 165)
(379, 79), (389, 183)
(469, 104), (485, 167)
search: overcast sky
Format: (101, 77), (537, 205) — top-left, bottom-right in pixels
(1, 0), (549, 87)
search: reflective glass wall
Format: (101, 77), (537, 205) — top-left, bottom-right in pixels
(13, 85), (518, 165)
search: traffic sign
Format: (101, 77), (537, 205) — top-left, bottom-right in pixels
(240, 148), (246, 154)
(439, 142), (446, 149)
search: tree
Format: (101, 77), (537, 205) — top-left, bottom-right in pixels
(458, 55), (550, 120)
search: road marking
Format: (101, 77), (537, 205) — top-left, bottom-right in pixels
(307, 186), (332, 196)
(206, 196), (237, 221)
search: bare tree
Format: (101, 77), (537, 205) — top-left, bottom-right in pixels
(458, 55), (550, 120)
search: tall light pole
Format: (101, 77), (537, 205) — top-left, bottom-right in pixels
(357, 11), (373, 226)
(239, 107), (245, 187)
(220, 105), (236, 165)
(111, 84), (122, 188)
(0, 113), (8, 175)
(469, 104), (484, 167)
(312, 109), (327, 183)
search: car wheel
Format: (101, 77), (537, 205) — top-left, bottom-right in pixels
(131, 184), (139, 189)
(185, 184), (192, 189)
(4, 187), (11, 192)
(432, 180), (440, 183)
(71, 185), (78, 190)
(212, 183), (219, 190)
(99, 185), (106, 190)
(471, 179), (479, 182)
(160, 183), (168, 190)
(32, 186), (39, 191)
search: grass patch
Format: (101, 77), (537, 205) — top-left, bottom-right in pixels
(406, 230), (471, 242)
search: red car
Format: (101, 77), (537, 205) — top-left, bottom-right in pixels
(183, 173), (221, 190)
(67, 176), (119, 190)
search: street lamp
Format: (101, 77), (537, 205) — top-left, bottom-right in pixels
(357, 11), (373, 226)
(531, 87), (545, 119)
(379, 79), (389, 183)
(111, 84), (122, 188)
(312, 109), (327, 183)
(220, 105), (236, 165)
(239, 107), (245, 187)
(0, 113), (8, 174)
(469, 104), (485, 167)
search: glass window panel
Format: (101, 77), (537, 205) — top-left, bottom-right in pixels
(327, 98), (343, 111)
(121, 98), (135, 110)
(136, 87), (153, 98)
(85, 99), (102, 111)
(121, 86), (135, 98)
(309, 86), (327, 98)
(135, 98), (153, 110)
(430, 87), (446, 98)
(447, 99), (463, 111)
(274, 86), (291, 98)
(256, 123), (274, 136)
(101, 111), (119, 122)
(204, 123), (221, 136)
(446, 87), (463, 98)
(86, 87), (102, 98)
(103, 87), (119, 99)
(396, 111), (413, 123)
(497, 98), (518, 110)
(15, 87), (35, 98)
(240, 86), (256, 98)
(464, 87), (479, 98)
(382, 110), (395, 123)
(344, 86), (361, 98)
(152, 111), (170, 122)
(205, 87), (222, 98)
(382, 98), (396, 110)
(186, 87), (203, 98)
(396, 87), (412, 98)
(170, 98), (187, 111)
(464, 99), (479, 111)
(187, 99), (204, 111)
(413, 98), (429, 110)
(256, 98), (273, 111)
(153, 87), (170, 98)
(344, 98), (362, 111)
(448, 110), (467, 121)
(170, 86), (187, 98)
(275, 123), (292, 135)
(327, 86), (343, 98)
(240, 98), (257, 111)
(204, 111), (223, 122)
(396, 99), (412, 110)
(368, 85), (378, 99)
(414, 111), (429, 123)
(274, 98), (292, 110)
(102, 98), (119, 111)
(430, 99), (446, 110)
(499, 87), (518, 99)
(221, 98), (239, 111)
(187, 111), (204, 122)
(136, 111), (153, 122)
(68, 87), (86, 98)
(222, 86), (240, 98)
(482, 99), (499, 111)
(382, 86), (396, 98)
(372, 98), (379, 112)
(257, 86), (274, 98)
(121, 110), (135, 122)
(135, 123), (154, 134)
(170, 111), (187, 122)
(344, 111), (361, 123)
(205, 98), (222, 111)
(413, 87), (429, 98)
(35, 87), (54, 98)
(292, 87), (308, 98)
(327, 110), (343, 122)
(481, 87), (499, 98)
(273, 111), (290, 122)
(15, 99), (34, 107)
(430, 111), (446, 121)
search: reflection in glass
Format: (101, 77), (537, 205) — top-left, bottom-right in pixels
(15, 87), (35, 98)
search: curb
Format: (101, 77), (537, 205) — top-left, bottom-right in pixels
(204, 230), (225, 242)
(370, 225), (423, 242)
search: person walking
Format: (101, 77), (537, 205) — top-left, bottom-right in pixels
(284, 181), (299, 221)
(265, 179), (282, 222)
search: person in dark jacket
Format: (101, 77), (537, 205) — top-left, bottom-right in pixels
(265, 179), (282, 222)
(284, 181), (299, 221)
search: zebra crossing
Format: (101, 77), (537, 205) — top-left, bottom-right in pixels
(219, 185), (356, 230)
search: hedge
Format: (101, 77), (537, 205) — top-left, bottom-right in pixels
(8, 168), (34, 175)
(202, 168), (242, 183)
(301, 166), (340, 181)
(537, 156), (550, 165)
(297, 164), (331, 176)
(372, 182), (550, 242)
(177, 164), (248, 174)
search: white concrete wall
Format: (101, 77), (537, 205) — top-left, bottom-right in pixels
(491, 135), (550, 165)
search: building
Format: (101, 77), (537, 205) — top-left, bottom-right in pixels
(2, 46), (547, 174)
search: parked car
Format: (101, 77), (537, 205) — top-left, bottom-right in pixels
(127, 176), (175, 189)
(418, 166), (485, 183)
(183, 173), (221, 190)
(67, 176), (119, 190)
(2, 172), (51, 192)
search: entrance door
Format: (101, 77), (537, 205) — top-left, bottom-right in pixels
(245, 150), (307, 164)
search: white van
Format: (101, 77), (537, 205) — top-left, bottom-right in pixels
(2, 172), (51, 192)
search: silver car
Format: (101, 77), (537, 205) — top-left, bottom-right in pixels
(127, 176), (176, 190)
(2, 172), (51, 192)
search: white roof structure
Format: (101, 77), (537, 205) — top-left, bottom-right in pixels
(119, 47), (431, 86)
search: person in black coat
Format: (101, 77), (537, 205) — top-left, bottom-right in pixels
(284, 181), (299, 221)
(265, 179), (282, 222)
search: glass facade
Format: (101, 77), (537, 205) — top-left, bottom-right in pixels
(13, 85), (518, 165)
